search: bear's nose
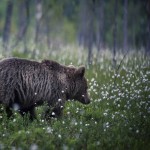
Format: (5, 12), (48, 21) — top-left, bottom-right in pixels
(85, 98), (90, 104)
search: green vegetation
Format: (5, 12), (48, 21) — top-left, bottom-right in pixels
(0, 46), (150, 150)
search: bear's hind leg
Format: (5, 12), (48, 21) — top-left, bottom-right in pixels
(28, 107), (36, 121)
(19, 107), (36, 121)
(6, 106), (13, 118)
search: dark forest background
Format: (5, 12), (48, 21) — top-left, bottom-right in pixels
(0, 0), (150, 63)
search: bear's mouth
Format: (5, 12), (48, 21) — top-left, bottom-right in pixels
(80, 97), (90, 104)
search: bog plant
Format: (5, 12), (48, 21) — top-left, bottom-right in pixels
(0, 45), (150, 150)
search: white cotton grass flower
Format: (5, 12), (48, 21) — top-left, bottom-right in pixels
(103, 112), (108, 116)
(75, 122), (78, 126)
(91, 78), (95, 82)
(46, 127), (53, 134)
(13, 119), (16, 122)
(80, 121), (82, 125)
(58, 99), (62, 102)
(80, 129), (83, 132)
(30, 144), (38, 150)
(67, 111), (70, 115)
(85, 124), (90, 127)
(12, 103), (20, 111)
(52, 112), (55, 116)
(136, 130), (139, 134)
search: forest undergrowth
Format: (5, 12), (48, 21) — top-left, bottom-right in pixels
(0, 45), (150, 150)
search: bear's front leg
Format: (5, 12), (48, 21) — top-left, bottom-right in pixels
(45, 98), (65, 120)
(50, 106), (64, 118)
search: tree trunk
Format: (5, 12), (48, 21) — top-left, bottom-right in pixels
(96, 0), (104, 52)
(35, 0), (42, 44)
(113, 0), (118, 68)
(2, 0), (13, 51)
(146, 0), (150, 54)
(46, 18), (51, 49)
(13, 0), (30, 52)
(123, 0), (128, 52)
(44, 7), (51, 49)
(86, 0), (95, 65)
(78, 0), (95, 65)
(17, 0), (29, 41)
(78, 0), (87, 47)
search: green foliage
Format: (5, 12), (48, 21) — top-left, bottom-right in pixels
(0, 0), (148, 48)
(0, 45), (150, 149)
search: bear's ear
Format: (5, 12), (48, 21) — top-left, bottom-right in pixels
(75, 66), (85, 78)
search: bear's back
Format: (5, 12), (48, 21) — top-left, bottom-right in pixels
(0, 58), (66, 83)
(0, 57), (40, 69)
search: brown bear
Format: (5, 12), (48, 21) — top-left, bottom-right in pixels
(0, 57), (90, 120)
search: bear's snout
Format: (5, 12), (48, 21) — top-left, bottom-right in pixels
(80, 94), (90, 104)
(84, 97), (90, 104)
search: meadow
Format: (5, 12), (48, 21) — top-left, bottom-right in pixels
(0, 45), (150, 150)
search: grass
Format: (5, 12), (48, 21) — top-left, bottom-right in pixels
(0, 45), (150, 149)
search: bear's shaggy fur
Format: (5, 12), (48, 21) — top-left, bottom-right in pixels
(0, 58), (90, 120)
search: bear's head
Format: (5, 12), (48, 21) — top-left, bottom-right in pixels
(66, 66), (90, 105)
